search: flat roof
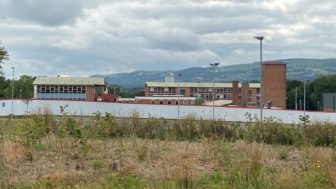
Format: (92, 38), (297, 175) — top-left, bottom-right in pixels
(146, 82), (260, 88)
(262, 61), (287, 65)
(135, 96), (197, 100)
(33, 77), (105, 86)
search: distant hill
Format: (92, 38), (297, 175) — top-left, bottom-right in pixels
(92, 58), (336, 88)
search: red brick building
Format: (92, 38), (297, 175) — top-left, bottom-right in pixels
(145, 82), (261, 106)
(262, 62), (287, 108)
(144, 62), (287, 108)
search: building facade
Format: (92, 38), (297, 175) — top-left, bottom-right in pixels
(323, 93), (336, 112)
(145, 81), (261, 106)
(135, 96), (197, 105)
(262, 62), (287, 109)
(144, 62), (287, 108)
(33, 77), (116, 101)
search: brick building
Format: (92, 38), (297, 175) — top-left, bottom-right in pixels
(145, 81), (261, 106)
(262, 62), (287, 108)
(144, 62), (287, 108)
(135, 96), (197, 105)
(33, 76), (118, 102)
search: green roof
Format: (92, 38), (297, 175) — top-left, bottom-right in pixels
(33, 77), (105, 86)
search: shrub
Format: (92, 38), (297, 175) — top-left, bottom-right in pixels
(304, 122), (336, 146)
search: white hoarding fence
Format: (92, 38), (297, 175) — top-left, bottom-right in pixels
(1, 99), (336, 124)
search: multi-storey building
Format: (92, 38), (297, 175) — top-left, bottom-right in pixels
(145, 81), (261, 106)
(33, 76), (118, 101)
(144, 62), (287, 108)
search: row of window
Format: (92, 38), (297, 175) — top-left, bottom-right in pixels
(149, 87), (234, 93)
(37, 85), (86, 94)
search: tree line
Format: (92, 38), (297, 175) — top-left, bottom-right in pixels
(286, 75), (336, 110)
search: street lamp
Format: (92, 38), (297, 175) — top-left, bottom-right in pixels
(254, 36), (264, 123)
(295, 87), (298, 110)
(304, 80), (307, 116)
(210, 63), (220, 120)
(11, 66), (15, 117)
(177, 73), (182, 119)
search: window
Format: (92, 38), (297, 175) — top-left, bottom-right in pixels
(160, 101), (163, 104)
(46, 86), (50, 93)
(248, 90), (252, 96)
(256, 88), (260, 94)
(2, 102), (5, 107)
(168, 101), (171, 104)
(64, 86), (68, 93)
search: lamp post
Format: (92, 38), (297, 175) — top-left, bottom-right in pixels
(304, 80), (307, 116)
(295, 87), (298, 110)
(254, 36), (263, 123)
(177, 73), (182, 119)
(210, 63), (220, 120)
(11, 66), (15, 118)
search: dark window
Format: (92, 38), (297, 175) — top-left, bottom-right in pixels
(160, 101), (163, 104)
(46, 86), (50, 93)
(168, 101), (171, 104)
(64, 86), (68, 93)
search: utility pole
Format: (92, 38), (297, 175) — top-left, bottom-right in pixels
(295, 87), (298, 110)
(11, 66), (15, 118)
(177, 73), (182, 119)
(254, 36), (264, 123)
(210, 63), (220, 120)
(304, 80), (307, 116)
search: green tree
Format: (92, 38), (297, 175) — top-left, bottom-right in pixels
(0, 42), (9, 70)
(286, 75), (336, 111)
(286, 80), (303, 109)
(0, 76), (10, 97)
(13, 75), (35, 98)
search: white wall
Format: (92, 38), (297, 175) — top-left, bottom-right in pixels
(1, 99), (336, 124)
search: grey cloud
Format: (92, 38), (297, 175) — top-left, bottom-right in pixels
(0, 0), (89, 26)
(1, 0), (336, 78)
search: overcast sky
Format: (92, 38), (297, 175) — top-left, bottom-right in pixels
(0, 0), (335, 77)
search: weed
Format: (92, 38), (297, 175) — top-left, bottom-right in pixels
(91, 160), (106, 170)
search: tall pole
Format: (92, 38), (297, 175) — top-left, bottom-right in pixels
(11, 66), (15, 117)
(210, 63), (220, 120)
(177, 73), (181, 119)
(304, 80), (306, 116)
(295, 87), (298, 110)
(254, 36), (263, 123)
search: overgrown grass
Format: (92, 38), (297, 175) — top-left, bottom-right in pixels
(1, 111), (336, 188)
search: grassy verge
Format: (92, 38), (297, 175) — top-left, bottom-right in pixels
(0, 111), (336, 188)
